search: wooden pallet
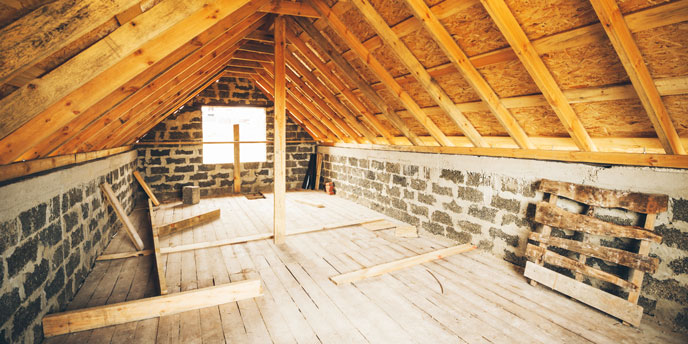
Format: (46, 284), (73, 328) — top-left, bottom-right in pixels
(525, 179), (667, 327)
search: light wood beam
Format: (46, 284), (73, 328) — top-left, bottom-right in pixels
(479, 0), (597, 152)
(0, 0), (139, 85)
(251, 72), (335, 141)
(260, 61), (361, 142)
(349, 0), (487, 148)
(285, 50), (379, 143)
(285, 26), (394, 143)
(0, 0), (266, 163)
(306, 0), (452, 147)
(293, 17), (422, 146)
(100, 183), (145, 251)
(259, 0), (319, 18)
(29, 10), (267, 159)
(233, 124), (242, 193)
(42, 280), (262, 337)
(589, 0), (685, 155)
(133, 170), (160, 206)
(274, 15), (287, 245)
(403, 0), (533, 149)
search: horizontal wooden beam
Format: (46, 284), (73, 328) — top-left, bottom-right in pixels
(534, 202), (662, 242)
(322, 142), (688, 169)
(330, 244), (476, 285)
(42, 280), (262, 337)
(259, 0), (319, 18)
(524, 261), (643, 326)
(0, 146), (132, 183)
(539, 179), (668, 214)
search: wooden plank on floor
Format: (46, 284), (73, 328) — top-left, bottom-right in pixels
(330, 244), (476, 285)
(101, 183), (145, 250)
(42, 280), (263, 337)
(157, 208), (221, 236)
(524, 261), (643, 326)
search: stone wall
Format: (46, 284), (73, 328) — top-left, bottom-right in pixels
(137, 77), (315, 200)
(319, 145), (688, 333)
(0, 151), (139, 343)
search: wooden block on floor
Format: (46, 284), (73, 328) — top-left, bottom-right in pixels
(42, 280), (263, 337)
(183, 186), (200, 205)
(244, 192), (265, 200)
(395, 225), (418, 238)
(362, 220), (396, 231)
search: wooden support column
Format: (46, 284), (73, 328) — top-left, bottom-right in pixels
(273, 15), (287, 245)
(589, 0), (685, 155)
(233, 124), (241, 193)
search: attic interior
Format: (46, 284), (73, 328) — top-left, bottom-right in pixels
(0, 0), (687, 342)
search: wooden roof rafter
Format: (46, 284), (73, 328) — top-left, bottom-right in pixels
(589, 0), (686, 155)
(306, 0), (454, 147)
(479, 0), (597, 152)
(348, 0), (488, 148)
(293, 17), (422, 146)
(285, 22), (395, 143)
(402, 0), (534, 150)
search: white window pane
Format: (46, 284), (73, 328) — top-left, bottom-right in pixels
(202, 106), (267, 164)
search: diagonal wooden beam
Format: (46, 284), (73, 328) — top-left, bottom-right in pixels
(589, 0), (685, 155)
(479, 0), (597, 152)
(0, 0), (269, 163)
(260, 60), (363, 143)
(29, 11), (268, 159)
(403, 0), (534, 150)
(254, 69), (348, 141)
(285, 25), (394, 143)
(284, 50), (379, 143)
(349, 0), (487, 148)
(293, 17), (421, 146)
(0, 0), (140, 85)
(306, 0), (453, 147)
(249, 73), (330, 141)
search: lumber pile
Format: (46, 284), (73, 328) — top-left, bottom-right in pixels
(525, 179), (667, 327)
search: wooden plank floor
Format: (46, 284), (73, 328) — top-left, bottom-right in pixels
(46, 191), (687, 343)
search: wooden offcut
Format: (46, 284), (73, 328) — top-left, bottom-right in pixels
(524, 262), (643, 327)
(100, 183), (145, 251)
(330, 244), (476, 285)
(148, 199), (168, 295)
(157, 209), (221, 236)
(41, 279), (262, 337)
(133, 170), (160, 206)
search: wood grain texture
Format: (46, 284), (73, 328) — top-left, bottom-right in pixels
(100, 183), (145, 251)
(524, 261), (643, 326)
(538, 179), (669, 214)
(157, 209), (221, 236)
(273, 15), (287, 245)
(133, 170), (160, 206)
(533, 202), (662, 242)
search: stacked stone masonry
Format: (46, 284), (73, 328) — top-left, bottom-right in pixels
(319, 146), (688, 333)
(0, 151), (139, 343)
(137, 77), (315, 200)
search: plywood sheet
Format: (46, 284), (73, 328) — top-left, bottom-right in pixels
(404, 78), (437, 108)
(369, 0), (414, 27)
(635, 22), (688, 79)
(401, 28), (450, 69)
(371, 44), (411, 78)
(435, 71), (481, 104)
(504, 0), (598, 41)
(664, 94), (688, 137)
(543, 40), (629, 89)
(373, 114), (403, 136)
(618, 0), (672, 13)
(440, 1), (508, 56)
(478, 59), (541, 98)
(321, 25), (352, 56)
(573, 99), (656, 137)
(425, 107), (463, 136)
(463, 111), (509, 136)
(377, 88), (406, 112)
(339, 7), (377, 42)
(511, 106), (569, 137)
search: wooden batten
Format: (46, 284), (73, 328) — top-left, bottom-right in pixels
(100, 183), (145, 251)
(156, 209), (221, 236)
(133, 170), (160, 206)
(273, 15), (287, 245)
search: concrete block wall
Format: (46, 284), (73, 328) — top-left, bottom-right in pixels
(137, 77), (315, 200)
(319, 145), (688, 333)
(0, 151), (139, 343)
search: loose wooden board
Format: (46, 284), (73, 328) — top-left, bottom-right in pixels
(148, 199), (168, 295)
(362, 220), (397, 231)
(100, 183), (145, 250)
(42, 279), (263, 337)
(330, 244), (476, 285)
(524, 261), (643, 326)
(395, 225), (418, 238)
(157, 208), (221, 236)
(133, 171), (160, 206)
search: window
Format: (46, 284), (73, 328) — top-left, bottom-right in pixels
(202, 106), (267, 164)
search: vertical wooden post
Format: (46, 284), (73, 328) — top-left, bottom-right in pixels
(273, 15), (286, 245)
(314, 152), (323, 191)
(233, 124), (241, 193)
(530, 193), (558, 286)
(627, 213), (657, 304)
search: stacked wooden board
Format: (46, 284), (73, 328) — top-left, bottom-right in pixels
(525, 179), (667, 326)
